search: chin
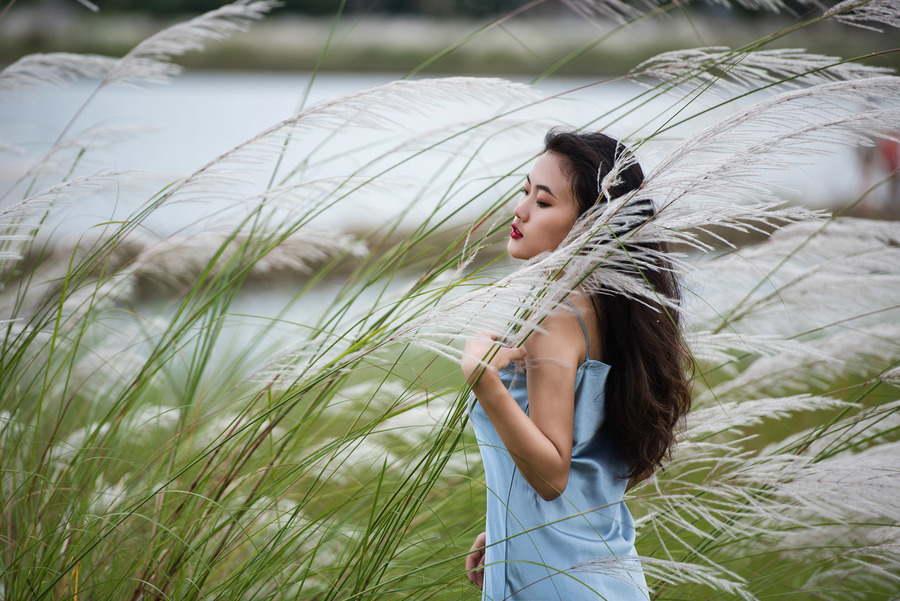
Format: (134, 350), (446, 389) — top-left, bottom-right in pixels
(507, 241), (527, 260)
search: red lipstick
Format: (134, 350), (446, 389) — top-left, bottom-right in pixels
(510, 224), (523, 239)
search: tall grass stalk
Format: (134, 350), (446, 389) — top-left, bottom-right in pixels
(1, 1), (899, 599)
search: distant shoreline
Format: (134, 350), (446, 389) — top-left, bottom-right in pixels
(2, 10), (897, 75)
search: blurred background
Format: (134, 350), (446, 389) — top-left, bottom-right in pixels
(3, 0), (899, 75)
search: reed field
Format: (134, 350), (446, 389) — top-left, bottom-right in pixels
(1, 1), (899, 599)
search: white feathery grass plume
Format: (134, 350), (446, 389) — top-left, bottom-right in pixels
(882, 366), (900, 385)
(683, 394), (850, 440)
(773, 524), (900, 572)
(762, 399), (900, 459)
(636, 557), (755, 601)
(386, 164), (717, 365)
(703, 445), (898, 526)
(686, 331), (834, 365)
(807, 323), (900, 370)
(382, 196), (685, 367)
(54, 270), (136, 328)
(709, 0), (806, 11)
(689, 219), (900, 337)
(564, 0), (812, 22)
(630, 47), (893, 96)
(694, 324), (900, 404)
(86, 477), (130, 515)
(0, 2), (278, 206)
(1, 126), (149, 204)
(248, 77), (900, 394)
(103, 1), (279, 88)
(309, 434), (398, 482)
(708, 216), (900, 275)
(0, 53), (117, 93)
(194, 176), (423, 230)
(640, 448), (821, 534)
(46, 125), (153, 160)
(252, 231), (369, 274)
(68, 341), (150, 399)
(392, 264), (652, 367)
(377, 117), (550, 159)
(1, 253), (134, 332)
(0, 411), (23, 442)
(644, 77), (900, 241)
(0, 143), (26, 157)
(793, 537), (900, 599)
(163, 77), (540, 205)
(554, 554), (651, 597)
(599, 145), (638, 204)
(75, 0), (100, 12)
(247, 495), (306, 534)
(558, 0), (644, 25)
(0, 172), (116, 271)
(826, 0), (900, 32)
(56, 408), (180, 467)
(772, 442), (900, 522)
(257, 329), (371, 386)
(127, 228), (367, 286)
(639, 440), (900, 596)
(1, 122), (146, 199)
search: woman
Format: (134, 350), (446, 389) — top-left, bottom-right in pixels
(461, 130), (692, 600)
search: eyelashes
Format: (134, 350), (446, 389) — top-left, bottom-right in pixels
(518, 188), (551, 207)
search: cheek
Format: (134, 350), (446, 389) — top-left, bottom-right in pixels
(550, 215), (577, 245)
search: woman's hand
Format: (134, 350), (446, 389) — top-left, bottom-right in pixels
(461, 332), (526, 388)
(465, 531), (487, 590)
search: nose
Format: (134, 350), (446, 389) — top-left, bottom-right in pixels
(513, 196), (527, 220)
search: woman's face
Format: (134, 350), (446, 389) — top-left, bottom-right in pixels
(508, 152), (580, 260)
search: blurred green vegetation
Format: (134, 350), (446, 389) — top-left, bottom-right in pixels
(2, 1), (898, 74)
(92, 0), (531, 16)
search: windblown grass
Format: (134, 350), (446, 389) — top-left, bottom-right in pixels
(1, 1), (899, 600)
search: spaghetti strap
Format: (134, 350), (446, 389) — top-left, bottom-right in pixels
(561, 298), (590, 359)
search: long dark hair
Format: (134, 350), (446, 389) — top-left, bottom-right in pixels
(543, 129), (693, 480)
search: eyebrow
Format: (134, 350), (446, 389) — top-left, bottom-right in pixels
(526, 175), (556, 198)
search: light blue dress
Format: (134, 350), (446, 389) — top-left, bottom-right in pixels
(469, 307), (650, 600)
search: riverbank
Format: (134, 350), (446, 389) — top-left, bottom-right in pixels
(2, 8), (897, 75)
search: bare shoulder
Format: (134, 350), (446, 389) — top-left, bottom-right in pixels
(523, 302), (587, 367)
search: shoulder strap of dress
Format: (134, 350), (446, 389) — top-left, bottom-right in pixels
(561, 298), (590, 359)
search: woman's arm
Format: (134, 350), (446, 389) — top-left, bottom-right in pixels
(462, 310), (584, 501)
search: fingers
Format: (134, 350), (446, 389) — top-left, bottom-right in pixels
(465, 549), (484, 585)
(469, 531), (486, 553)
(462, 335), (525, 386)
(465, 532), (487, 589)
(472, 332), (525, 363)
(505, 346), (527, 362)
(475, 553), (485, 589)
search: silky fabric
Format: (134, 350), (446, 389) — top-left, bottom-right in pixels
(469, 308), (649, 600)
